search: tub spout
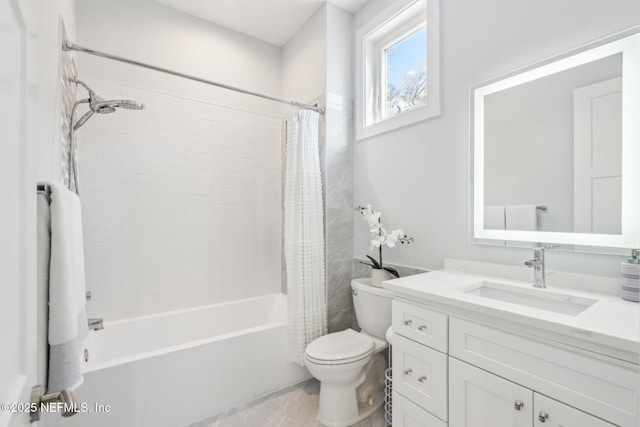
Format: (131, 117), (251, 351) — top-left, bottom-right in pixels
(88, 318), (104, 331)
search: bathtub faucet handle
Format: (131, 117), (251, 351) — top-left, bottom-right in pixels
(88, 318), (103, 331)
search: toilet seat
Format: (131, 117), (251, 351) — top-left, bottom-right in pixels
(305, 329), (373, 365)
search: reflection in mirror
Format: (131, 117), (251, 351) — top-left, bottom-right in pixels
(472, 29), (640, 252)
(484, 54), (622, 234)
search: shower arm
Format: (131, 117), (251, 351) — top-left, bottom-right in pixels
(72, 79), (95, 96)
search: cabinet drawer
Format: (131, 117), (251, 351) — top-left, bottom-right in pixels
(534, 393), (616, 427)
(393, 391), (447, 427)
(393, 334), (448, 421)
(393, 299), (448, 352)
(450, 317), (639, 427)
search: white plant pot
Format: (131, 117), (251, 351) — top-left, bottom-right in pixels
(371, 268), (395, 288)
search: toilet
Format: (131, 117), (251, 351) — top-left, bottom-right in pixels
(304, 278), (394, 427)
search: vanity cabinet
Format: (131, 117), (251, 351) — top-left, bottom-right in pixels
(449, 358), (615, 427)
(391, 298), (639, 427)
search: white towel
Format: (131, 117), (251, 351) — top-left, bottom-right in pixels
(40, 182), (89, 393)
(505, 205), (538, 231)
(506, 205), (538, 248)
(479, 206), (505, 246)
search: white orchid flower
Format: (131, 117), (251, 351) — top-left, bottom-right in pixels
(385, 229), (404, 248)
(357, 204), (413, 271)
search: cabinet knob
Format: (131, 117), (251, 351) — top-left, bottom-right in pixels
(418, 325), (427, 331)
(418, 375), (427, 383)
(404, 368), (413, 375)
(538, 412), (549, 423)
(514, 401), (524, 410)
(403, 319), (413, 325)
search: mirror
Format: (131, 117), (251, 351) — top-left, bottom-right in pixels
(471, 29), (640, 252)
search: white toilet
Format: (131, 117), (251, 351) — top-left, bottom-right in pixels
(304, 278), (394, 427)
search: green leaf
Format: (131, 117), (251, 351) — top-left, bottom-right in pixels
(384, 266), (400, 278)
(366, 255), (381, 269)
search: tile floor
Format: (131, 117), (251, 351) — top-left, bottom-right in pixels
(194, 379), (388, 427)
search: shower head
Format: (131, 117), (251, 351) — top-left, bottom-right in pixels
(71, 79), (144, 130)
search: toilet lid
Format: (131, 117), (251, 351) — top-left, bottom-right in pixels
(305, 329), (373, 364)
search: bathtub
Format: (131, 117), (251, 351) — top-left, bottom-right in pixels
(66, 294), (310, 427)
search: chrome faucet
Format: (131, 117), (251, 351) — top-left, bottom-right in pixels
(524, 248), (546, 288)
(88, 318), (104, 331)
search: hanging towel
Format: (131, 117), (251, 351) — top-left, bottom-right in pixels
(505, 205), (538, 231)
(39, 182), (89, 393)
(506, 205), (538, 248)
(479, 206), (505, 246)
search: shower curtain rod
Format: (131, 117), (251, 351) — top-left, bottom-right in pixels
(63, 41), (325, 114)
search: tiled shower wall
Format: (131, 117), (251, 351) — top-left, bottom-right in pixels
(323, 94), (356, 333)
(78, 80), (282, 320)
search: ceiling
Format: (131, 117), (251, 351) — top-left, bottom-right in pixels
(151, 0), (369, 46)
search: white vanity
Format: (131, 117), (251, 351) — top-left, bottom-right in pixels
(384, 259), (639, 427)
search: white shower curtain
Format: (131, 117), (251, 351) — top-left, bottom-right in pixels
(284, 108), (327, 365)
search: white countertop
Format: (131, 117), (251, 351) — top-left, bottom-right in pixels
(382, 262), (640, 364)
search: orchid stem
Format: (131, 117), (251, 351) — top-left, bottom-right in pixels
(378, 216), (382, 268)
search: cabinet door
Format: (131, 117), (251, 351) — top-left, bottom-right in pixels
(534, 394), (616, 427)
(393, 334), (448, 421)
(449, 358), (532, 427)
(393, 391), (447, 427)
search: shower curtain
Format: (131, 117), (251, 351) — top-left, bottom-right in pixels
(284, 108), (327, 365)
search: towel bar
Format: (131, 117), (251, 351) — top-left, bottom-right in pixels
(36, 183), (51, 195)
(30, 384), (77, 422)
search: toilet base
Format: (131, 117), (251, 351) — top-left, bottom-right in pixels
(318, 390), (384, 427)
(317, 353), (387, 427)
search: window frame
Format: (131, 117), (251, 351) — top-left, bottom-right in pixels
(356, 0), (440, 141)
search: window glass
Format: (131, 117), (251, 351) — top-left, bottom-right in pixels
(385, 26), (427, 118)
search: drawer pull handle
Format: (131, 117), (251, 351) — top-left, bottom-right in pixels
(538, 412), (548, 423)
(418, 375), (427, 383)
(514, 401), (524, 411)
(404, 368), (413, 375)
(417, 325), (427, 331)
(403, 319), (413, 325)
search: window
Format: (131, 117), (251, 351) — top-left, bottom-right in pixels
(356, 0), (440, 140)
(384, 26), (427, 118)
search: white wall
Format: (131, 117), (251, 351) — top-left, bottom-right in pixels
(281, 4), (328, 103)
(26, 0), (77, 182)
(76, 0), (282, 115)
(353, 0), (640, 278)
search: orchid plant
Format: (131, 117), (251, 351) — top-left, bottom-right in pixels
(356, 205), (414, 278)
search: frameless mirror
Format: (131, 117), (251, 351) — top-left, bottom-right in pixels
(471, 29), (640, 253)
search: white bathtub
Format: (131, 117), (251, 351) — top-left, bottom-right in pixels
(66, 294), (310, 427)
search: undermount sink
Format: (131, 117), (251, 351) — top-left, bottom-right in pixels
(463, 281), (598, 316)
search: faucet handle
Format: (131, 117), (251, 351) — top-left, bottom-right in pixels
(524, 259), (542, 268)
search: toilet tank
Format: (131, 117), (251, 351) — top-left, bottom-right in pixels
(351, 278), (394, 339)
